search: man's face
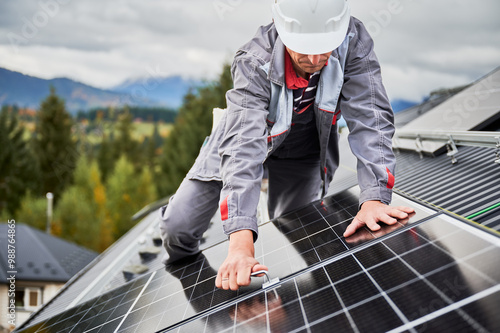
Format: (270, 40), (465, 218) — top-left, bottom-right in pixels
(286, 47), (332, 78)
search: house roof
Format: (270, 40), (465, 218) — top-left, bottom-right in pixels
(14, 68), (500, 333)
(0, 223), (98, 283)
(394, 87), (463, 128)
(395, 67), (500, 154)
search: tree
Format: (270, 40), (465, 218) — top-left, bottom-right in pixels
(0, 107), (39, 215)
(14, 191), (47, 231)
(54, 156), (112, 252)
(133, 167), (157, 209)
(54, 157), (96, 249)
(106, 155), (158, 241)
(112, 107), (140, 169)
(157, 63), (233, 197)
(143, 122), (163, 171)
(97, 134), (114, 182)
(32, 87), (77, 200)
(106, 155), (139, 240)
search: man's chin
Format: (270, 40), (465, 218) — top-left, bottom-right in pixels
(303, 65), (325, 73)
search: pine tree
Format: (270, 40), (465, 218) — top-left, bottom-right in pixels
(144, 122), (163, 171)
(97, 134), (114, 182)
(0, 107), (39, 215)
(32, 87), (77, 200)
(112, 107), (140, 169)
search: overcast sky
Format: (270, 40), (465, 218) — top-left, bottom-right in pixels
(1, 0), (499, 102)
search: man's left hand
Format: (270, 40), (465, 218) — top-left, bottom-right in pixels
(343, 201), (415, 238)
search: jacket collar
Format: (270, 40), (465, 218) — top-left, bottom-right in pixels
(267, 33), (286, 87)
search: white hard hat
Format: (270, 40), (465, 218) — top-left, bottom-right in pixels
(272, 0), (351, 55)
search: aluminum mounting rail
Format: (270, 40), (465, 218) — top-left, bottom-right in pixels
(394, 129), (500, 149)
(394, 129), (500, 164)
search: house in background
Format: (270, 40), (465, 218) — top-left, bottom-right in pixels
(0, 223), (98, 332)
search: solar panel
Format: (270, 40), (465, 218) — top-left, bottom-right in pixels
(159, 214), (500, 333)
(14, 187), (499, 333)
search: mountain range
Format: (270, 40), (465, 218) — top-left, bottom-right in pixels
(0, 67), (416, 114)
(0, 67), (199, 114)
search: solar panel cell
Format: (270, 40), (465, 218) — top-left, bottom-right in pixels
(388, 279), (446, 319)
(412, 310), (475, 333)
(368, 259), (418, 291)
(300, 287), (342, 322)
(324, 255), (362, 282)
(349, 296), (404, 333)
(309, 313), (354, 333)
(354, 242), (396, 268)
(335, 272), (380, 307)
(401, 243), (456, 275)
(460, 291), (500, 333)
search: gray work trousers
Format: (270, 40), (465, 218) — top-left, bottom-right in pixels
(159, 155), (322, 264)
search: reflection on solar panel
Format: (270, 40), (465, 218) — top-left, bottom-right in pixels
(15, 187), (500, 333)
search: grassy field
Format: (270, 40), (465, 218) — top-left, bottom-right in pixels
(20, 120), (174, 144)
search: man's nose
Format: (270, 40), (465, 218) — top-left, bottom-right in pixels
(307, 54), (321, 65)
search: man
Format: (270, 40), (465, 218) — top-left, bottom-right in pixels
(159, 0), (414, 291)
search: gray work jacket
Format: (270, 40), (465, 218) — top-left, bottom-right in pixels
(188, 18), (396, 238)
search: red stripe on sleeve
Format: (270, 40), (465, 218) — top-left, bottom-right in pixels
(386, 167), (395, 189)
(220, 196), (229, 220)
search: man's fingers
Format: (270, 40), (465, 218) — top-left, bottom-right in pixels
(387, 207), (409, 220)
(252, 264), (269, 275)
(343, 218), (364, 238)
(236, 266), (252, 288)
(345, 202), (417, 237)
(396, 206), (415, 214)
(230, 273), (240, 291)
(377, 213), (398, 226)
(364, 216), (383, 231)
(215, 272), (223, 289)
(217, 261), (267, 290)
(216, 272), (230, 290)
(224, 276), (232, 290)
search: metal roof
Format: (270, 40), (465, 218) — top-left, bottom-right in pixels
(395, 67), (500, 154)
(394, 86), (466, 128)
(0, 224), (97, 283)
(394, 146), (500, 230)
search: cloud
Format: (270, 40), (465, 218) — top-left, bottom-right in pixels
(0, 0), (498, 101)
(351, 0), (500, 100)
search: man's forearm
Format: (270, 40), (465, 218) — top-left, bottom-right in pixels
(229, 229), (255, 256)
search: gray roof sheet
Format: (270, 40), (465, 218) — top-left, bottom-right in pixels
(396, 67), (500, 154)
(0, 223), (98, 283)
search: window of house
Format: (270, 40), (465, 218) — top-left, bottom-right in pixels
(15, 287), (42, 310)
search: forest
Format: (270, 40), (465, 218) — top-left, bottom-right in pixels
(0, 63), (232, 253)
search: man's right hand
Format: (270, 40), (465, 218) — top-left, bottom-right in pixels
(215, 229), (268, 290)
